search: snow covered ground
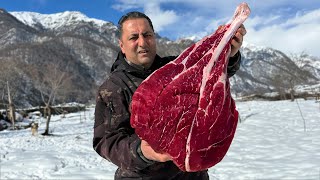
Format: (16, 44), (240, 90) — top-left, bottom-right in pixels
(1, 99), (319, 180)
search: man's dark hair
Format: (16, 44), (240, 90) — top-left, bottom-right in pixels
(118, 11), (154, 38)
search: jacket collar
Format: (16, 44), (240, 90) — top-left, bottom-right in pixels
(111, 52), (163, 78)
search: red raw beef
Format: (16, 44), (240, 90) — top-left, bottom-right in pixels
(130, 2), (250, 172)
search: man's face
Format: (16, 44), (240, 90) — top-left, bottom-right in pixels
(119, 18), (156, 69)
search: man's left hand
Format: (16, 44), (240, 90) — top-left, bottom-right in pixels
(230, 24), (246, 57)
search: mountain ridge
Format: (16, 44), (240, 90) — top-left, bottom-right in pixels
(0, 9), (319, 108)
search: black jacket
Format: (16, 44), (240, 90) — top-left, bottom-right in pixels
(93, 51), (241, 180)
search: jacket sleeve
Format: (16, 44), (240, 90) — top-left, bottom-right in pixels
(227, 51), (242, 78)
(93, 78), (155, 171)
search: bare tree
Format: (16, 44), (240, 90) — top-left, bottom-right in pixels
(0, 60), (23, 128)
(269, 55), (314, 101)
(269, 72), (288, 100)
(7, 81), (16, 128)
(28, 62), (73, 135)
(0, 60), (25, 98)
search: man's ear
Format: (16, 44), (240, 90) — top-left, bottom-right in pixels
(119, 39), (124, 54)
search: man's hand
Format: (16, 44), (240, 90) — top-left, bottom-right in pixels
(140, 140), (172, 162)
(230, 24), (247, 57)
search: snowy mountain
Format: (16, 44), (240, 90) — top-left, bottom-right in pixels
(10, 11), (119, 45)
(0, 9), (319, 108)
(231, 42), (320, 97)
(11, 11), (111, 30)
(290, 52), (320, 79)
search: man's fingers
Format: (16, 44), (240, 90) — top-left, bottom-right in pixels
(238, 24), (247, 36)
(141, 140), (172, 162)
(234, 32), (243, 43)
(217, 25), (225, 31)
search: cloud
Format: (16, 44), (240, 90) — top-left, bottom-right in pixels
(111, 1), (140, 12)
(143, 2), (179, 32)
(31, 0), (47, 6)
(244, 8), (320, 57)
(112, 0), (179, 32)
(111, 0), (320, 57)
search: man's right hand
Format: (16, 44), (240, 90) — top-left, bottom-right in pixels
(140, 140), (172, 162)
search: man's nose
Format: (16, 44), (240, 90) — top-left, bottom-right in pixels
(138, 36), (147, 47)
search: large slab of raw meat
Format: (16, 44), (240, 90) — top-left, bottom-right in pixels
(130, 2), (250, 172)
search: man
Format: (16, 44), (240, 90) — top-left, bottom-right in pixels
(93, 11), (246, 179)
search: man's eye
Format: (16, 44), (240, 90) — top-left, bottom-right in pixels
(129, 36), (138, 40)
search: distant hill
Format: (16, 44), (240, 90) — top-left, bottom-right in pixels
(0, 9), (319, 108)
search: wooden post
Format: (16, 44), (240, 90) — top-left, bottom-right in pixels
(42, 104), (51, 135)
(7, 81), (16, 129)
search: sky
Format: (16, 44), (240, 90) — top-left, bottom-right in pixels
(2, 0), (320, 57)
(1, 99), (320, 179)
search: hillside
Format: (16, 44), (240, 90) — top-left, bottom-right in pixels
(0, 9), (319, 107)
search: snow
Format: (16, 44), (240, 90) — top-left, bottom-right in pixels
(1, 99), (320, 179)
(242, 41), (270, 53)
(10, 11), (116, 31)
